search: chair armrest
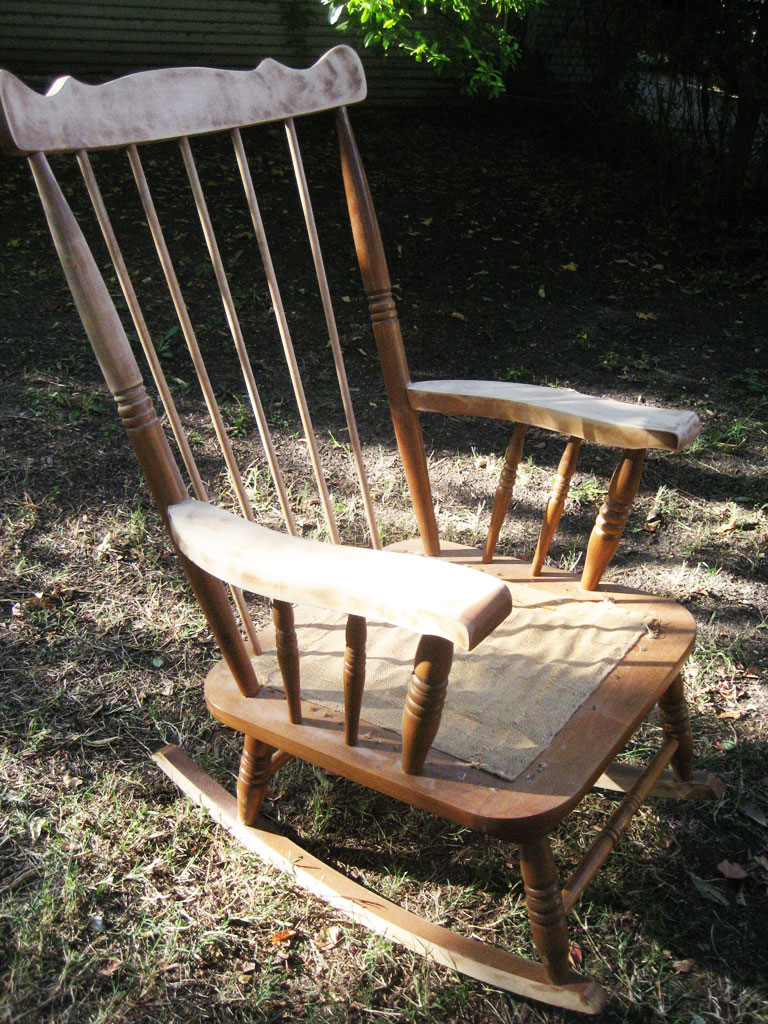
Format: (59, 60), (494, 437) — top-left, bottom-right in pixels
(168, 500), (511, 650)
(407, 380), (700, 452)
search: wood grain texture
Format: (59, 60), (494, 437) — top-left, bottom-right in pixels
(153, 745), (607, 1013)
(28, 150), (258, 700)
(204, 542), (696, 841)
(581, 448), (645, 590)
(337, 107), (441, 556)
(401, 635), (453, 775)
(167, 500), (512, 651)
(483, 423), (527, 563)
(343, 614), (367, 746)
(408, 380), (701, 452)
(237, 735), (274, 826)
(531, 436), (582, 576)
(0, 46), (365, 154)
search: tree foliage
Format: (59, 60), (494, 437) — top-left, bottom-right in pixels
(323, 1), (544, 97)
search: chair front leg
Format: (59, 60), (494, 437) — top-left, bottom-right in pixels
(519, 835), (572, 984)
(237, 734), (275, 826)
(658, 673), (694, 782)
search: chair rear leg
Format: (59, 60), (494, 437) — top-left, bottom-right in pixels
(519, 835), (572, 985)
(658, 673), (694, 782)
(237, 735), (275, 825)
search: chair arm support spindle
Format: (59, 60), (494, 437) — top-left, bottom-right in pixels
(531, 437), (582, 576)
(401, 635), (453, 775)
(483, 424), (527, 564)
(581, 448), (645, 590)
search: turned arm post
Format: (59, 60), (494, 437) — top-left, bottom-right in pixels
(581, 447), (645, 590)
(336, 108), (440, 557)
(28, 151), (258, 698)
(401, 634), (453, 775)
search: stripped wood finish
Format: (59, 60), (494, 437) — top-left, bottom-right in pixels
(407, 379), (701, 452)
(0, 46), (366, 153)
(1, 46), (719, 1012)
(166, 501), (512, 652)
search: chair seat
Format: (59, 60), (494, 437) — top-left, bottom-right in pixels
(206, 543), (695, 842)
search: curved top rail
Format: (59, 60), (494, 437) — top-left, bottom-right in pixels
(0, 45), (366, 155)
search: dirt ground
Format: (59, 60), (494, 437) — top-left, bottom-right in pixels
(1, 104), (767, 1021)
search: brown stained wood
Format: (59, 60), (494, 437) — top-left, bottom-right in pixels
(0, 47), (366, 154)
(483, 424), (527, 564)
(407, 380), (701, 453)
(167, 500), (512, 651)
(272, 600), (302, 724)
(153, 745), (608, 1013)
(401, 635), (453, 775)
(658, 674), (695, 782)
(205, 544), (697, 841)
(561, 739), (678, 913)
(581, 449), (646, 591)
(531, 436), (582, 576)
(343, 614), (367, 746)
(237, 735), (275, 825)
(519, 837), (571, 984)
(27, 151), (258, 700)
(336, 107), (441, 557)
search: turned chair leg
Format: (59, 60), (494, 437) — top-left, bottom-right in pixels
(237, 734), (275, 826)
(519, 836), (572, 984)
(658, 674), (694, 782)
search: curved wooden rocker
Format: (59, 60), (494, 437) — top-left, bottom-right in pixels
(1, 45), (723, 1013)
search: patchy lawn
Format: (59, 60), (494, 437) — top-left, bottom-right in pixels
(1, 105), (767, 1023)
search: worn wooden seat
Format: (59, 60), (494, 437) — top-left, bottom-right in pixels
(0, 46), (722, 1014)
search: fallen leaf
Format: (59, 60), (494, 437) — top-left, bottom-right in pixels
(538, 285), (546, 298)
(718, 859), (748, 880)
(569, 943), (583, 968)
(742, 802), (768, 827)
(561, 261), (578, 271)
(314, 925), (344, 952)
(690, 874), (729, 905)
(450, 311), (466, 321)
(636, 311), (657, 320)
(420, 217), (433, 226)
(270, 928), (296, 945)
(673, 958), (695, 973)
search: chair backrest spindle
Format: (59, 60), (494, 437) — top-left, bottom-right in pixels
(285, 118), (381, 549)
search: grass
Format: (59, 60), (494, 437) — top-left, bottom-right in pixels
(2, 116), (768, 1023)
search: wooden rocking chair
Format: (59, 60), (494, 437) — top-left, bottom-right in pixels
(0, 46), (723, 1013)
